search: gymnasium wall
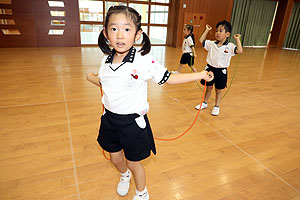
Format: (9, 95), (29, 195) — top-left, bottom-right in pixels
(167, 0), (234, 48)
(268, 0), (295, 48)
(167, 0), (298, 48)
(0, 0), (80, 47)
(0, 0), (297, 48)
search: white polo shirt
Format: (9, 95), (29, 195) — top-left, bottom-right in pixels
(182, 35), (194, 54)
(98, 47), (171, 115)
(203, 40), (237, 68)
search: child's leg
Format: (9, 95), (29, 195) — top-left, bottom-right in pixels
(191, 65), (197, 73)
(111, 151), (132, 197)
(215, 88), (222, 106)
(204, 86), (213, 103)
(127, 160), (146, 192)
(110, 150), (127, 173)
(176, 64), (184, 73)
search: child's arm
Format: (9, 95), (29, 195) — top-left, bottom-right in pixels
(166, 70), (213, 85)
(191, 46), (197, 58)
(86, 72), (101, 87)
(234, 34), (243, 54)
(199, 24), (212, 43)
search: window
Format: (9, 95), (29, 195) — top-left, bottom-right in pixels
(50, 11), (66, 17)
(0, 8), (12, 15)
(0, 19), (15, 25)
(105, 1), (127, 15)
(129, 3), (149, 23)
(150, 5), (168, 24)
(51, 20), (65, 26)
(48, 1), (64, 7)
(2, 29), (21, 35)
(79, 0), (103, 22)
(48, 29), (64, 35)
(78, 0), (170, 45)
(151, 0), (169, 3)
(80, 24), (103, 44)
(149, 26), (167, 44)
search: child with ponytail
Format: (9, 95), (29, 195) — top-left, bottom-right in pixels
(87, 6), (213, 200)
(173, 24), (197, 73)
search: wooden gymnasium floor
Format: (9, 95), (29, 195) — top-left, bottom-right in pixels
(0, 46), (300, 200)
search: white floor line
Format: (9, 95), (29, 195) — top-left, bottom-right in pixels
(0, 97), (98, 109)
(200, 117), (300, 195)
(166, 92), (300, 195)
(60, 58), (81, 200)
(240, 86), (300, 115)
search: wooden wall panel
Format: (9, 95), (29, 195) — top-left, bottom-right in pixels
(0, 0), (80, 48)
(167, 0), (234, 47)
(0, 0), (38, 47)
(32, 0), (80, 47)
(268, 0), (294, 48)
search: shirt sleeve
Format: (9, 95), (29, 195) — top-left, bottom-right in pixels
(144, 54), (170, 85)
(98, 56), (107, 82)
(229, 43), (237, 56)
(187, 36), (194, 47)
(203, 40), (213, 51)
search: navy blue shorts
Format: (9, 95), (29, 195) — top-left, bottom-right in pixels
(97, 109), (156, 161)
(180, 52), (194, 66)
(200, 64), (228, 89)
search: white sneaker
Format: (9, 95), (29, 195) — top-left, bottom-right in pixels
(132, 189), (150, 200)
(195, 102), (208, 110)
(171, 71), (180, 74)
(117, 170), (132, 196)
(211, 106), (220, 116)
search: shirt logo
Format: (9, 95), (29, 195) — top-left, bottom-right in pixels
(131, 74), (138, 79)
(131, 69), (138, 79)
(224, 47), (229, 53)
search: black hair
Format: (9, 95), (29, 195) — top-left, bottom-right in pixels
(98, 5), (151, 56)
(185, 24), (195, 44)
(216, 20), (232, 33)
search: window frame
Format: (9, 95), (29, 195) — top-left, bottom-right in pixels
(79, 0), (170, 46)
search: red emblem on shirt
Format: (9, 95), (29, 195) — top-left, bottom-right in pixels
(131, 74), (138, 79)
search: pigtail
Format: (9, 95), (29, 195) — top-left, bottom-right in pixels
(185, 24), (195, 45)
(139, 32), (151, 56)
(191, 33), (195, 45)
(98, 30), (112, 55)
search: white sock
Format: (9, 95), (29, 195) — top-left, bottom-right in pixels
(136, 187), (147, 196)
(121, 169), (130, 177)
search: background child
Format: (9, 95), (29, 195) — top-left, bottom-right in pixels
(173, 24), (197, 73)
(87, 6), (213, 200)
(195, 20), (243, 116)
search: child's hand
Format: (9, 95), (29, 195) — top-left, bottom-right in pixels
(87, 72), (98, 80)
(234, 34), (241, 39)
(194, 53), (197, 58)
(206, 24), (212, 31)
(86, 72), (101, 86)
(201, 70), (214, 82)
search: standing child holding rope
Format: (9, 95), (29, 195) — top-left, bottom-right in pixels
(172, 24), (197, 73)
(86, 6), (213, 200)
(195, 20), (243, 116)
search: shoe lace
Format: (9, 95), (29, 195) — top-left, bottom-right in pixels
(120, 174), (130, 182)
(134, 192), (147, 200)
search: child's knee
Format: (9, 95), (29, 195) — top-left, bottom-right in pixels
(110, 153), (124, 165)
(207, 86), (213, 90)
(127, 160), (142, 171)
